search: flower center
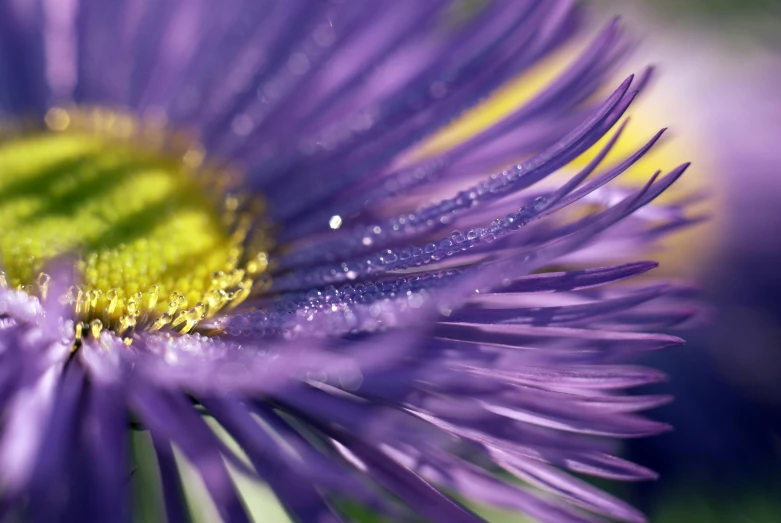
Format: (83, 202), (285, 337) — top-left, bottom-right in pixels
(0, 108), (269, 339)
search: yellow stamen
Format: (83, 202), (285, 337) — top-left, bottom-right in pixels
(0, 107), (272, 340)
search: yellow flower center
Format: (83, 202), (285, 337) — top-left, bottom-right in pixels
(0, 108), (269, 340)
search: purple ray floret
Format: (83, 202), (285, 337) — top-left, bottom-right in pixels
(0, 1), (696, 522)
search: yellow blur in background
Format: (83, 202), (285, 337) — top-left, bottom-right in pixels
(417, 34), (718, 280)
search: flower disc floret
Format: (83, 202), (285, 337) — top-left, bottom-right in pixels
(0, 108), (269, 338)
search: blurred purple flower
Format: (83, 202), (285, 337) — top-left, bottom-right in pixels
(0, 1), (694, 522)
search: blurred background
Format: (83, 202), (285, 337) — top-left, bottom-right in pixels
(594, 1), (781, 522)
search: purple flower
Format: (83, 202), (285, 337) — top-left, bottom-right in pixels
(0, 1), (693, 522)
